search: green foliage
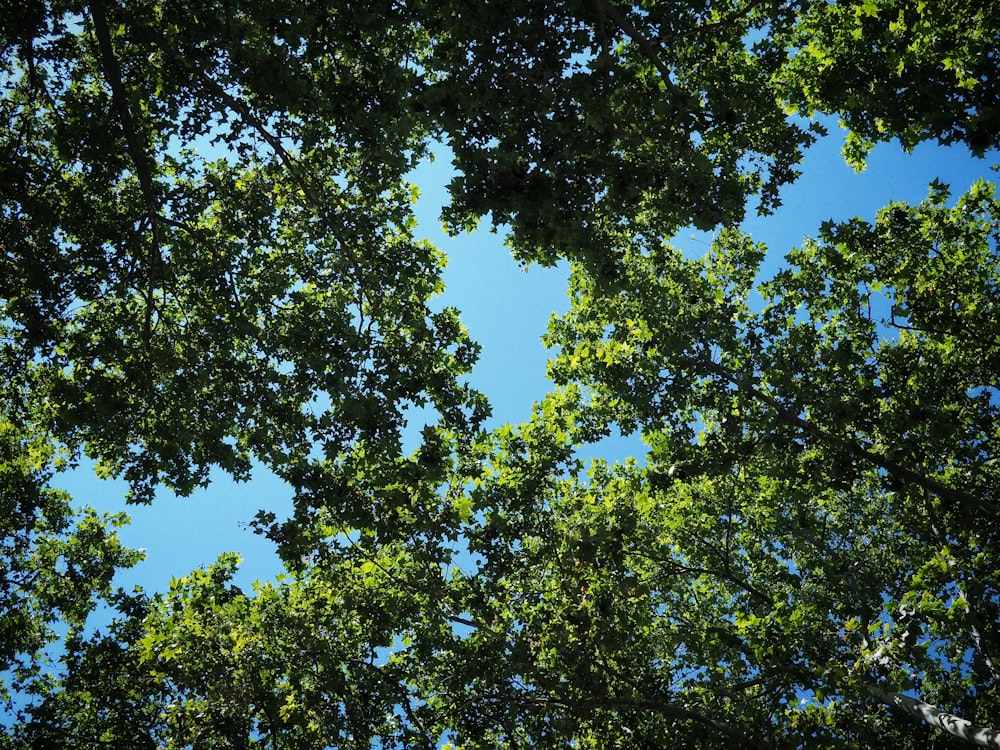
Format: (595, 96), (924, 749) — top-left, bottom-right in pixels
(1, 1), (999, 747)
(1, 0), (483, 503)
(772, 0), (1000, 159)
(0, 420), (141, 708)
(543, 180), (1000, 745)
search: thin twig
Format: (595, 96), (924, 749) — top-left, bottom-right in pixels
(658, 0), (772, 44)
(469, 692), (767, 750)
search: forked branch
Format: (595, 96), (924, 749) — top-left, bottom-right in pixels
(703, 359), (1000, 519)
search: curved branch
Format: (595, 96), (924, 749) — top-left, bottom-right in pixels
(637, 554), (774, 607)
(110, 4), (365, 292)
(658, 0), (772, 44)
(475, 692), (767, 750)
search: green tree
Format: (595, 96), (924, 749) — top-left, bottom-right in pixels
(0, 420), (141, 719)
(1, 0), (999, 747)
(542, 181), (1000, 745)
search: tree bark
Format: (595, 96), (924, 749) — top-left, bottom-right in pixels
(866, 682), (1000, 749)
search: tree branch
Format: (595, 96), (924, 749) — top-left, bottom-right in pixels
(866, 681), (1000, 749)
(640, 556), (774, 607)
(473, 692), (767, 750)
(88, 0), (156, 220)
(926, 512), (1000, 685)
(658, 0), (772, 44)
(89, 0), (162, 347)
(110, 4), (365, 289)
(593, 0), (688, 117)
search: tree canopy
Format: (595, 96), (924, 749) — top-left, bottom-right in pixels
(1, 0), (999, 747)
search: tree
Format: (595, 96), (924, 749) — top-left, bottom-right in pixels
(1, 0), (998, 747)
(541, 183), (1000, 745)
(0, 420), (141, 725)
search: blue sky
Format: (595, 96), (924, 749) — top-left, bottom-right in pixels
(56, 124), (997, 597)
